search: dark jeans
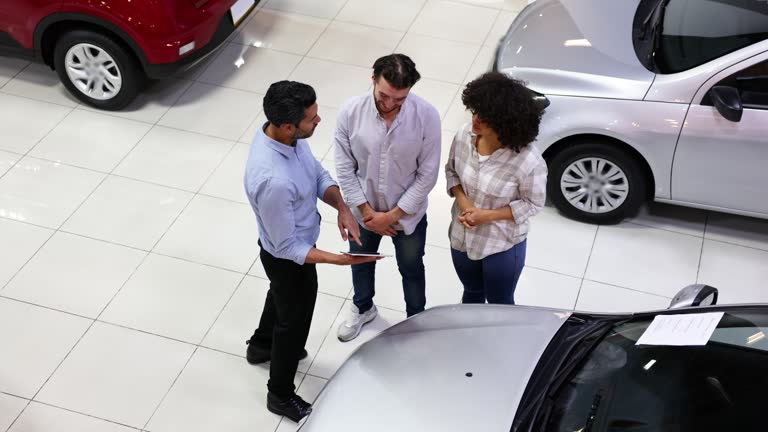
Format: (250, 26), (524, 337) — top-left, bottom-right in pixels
(249, 246), (317, 399)
(451, 239), (527, 305)
(349, 215), (427, 317)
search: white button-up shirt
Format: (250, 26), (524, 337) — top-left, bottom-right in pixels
(334, 92), (441, 235)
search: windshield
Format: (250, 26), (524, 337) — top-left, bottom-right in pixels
(634, 0), (768, 73)
(544, 310), (768, 432)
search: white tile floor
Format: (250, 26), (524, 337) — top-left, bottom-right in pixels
(1, 0), (767, 430)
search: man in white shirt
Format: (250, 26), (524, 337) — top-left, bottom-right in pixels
(334, 54), (442, 341)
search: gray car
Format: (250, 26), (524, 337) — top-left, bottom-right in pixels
(494, 0), (768, 224)
(299, 285), (768, 431)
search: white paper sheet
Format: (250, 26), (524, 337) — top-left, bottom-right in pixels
(636, 312), (724, 346)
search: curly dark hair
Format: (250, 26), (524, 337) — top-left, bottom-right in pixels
(263, 80), (316, 127)
(461, 72), (544, 152)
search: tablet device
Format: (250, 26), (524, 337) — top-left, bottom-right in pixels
(341, 251), (392, 257)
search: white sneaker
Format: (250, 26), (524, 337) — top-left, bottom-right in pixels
(337, 304), (378, 342)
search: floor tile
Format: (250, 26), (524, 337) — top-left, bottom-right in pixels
(199, 44), (303, 94)
(234, 10), (329, 55)
(0, 157), (105, 228)
(202, 276), (344, 373)
(1, 63), (79, 107)
(264, 0), (348, 19)
(627, 202), (707, 237)
(484, 10), (519, 47)
(0, 298), (92, 398)
(442, 93), (471, 133)
(464, 45), (495, 84)
(100, 254), (242, 344)
(515, 267), (581, 310)
(705, 213), (768, 252)
(0, 218), (53, 289)
(62, 176), (193, 250)
(154, 195), (258, 273)
(0, 150), (20, 178)
(0, 93), (71, 154)
(0, 57), (29, 88)
(698, 240), (768, 305)
(526, 207), (597, 277)
(36, 322), (195, 428)
(425, 188), (453, 250)
(307, 21), (403, 68)
(288, 58), (371, 108)
(0, 392), (28, 431)
(395, 33), (479, 84)
(3, 232), (146, 319)
(9, 402), (137, 432)
(199, 143), (250, 204)
(410, 0), (499, 44)
(456, 0), (528, 10)
(576, 280), (671, 313)
(412, 79), (459, 118)
(158, 82), (261, 141)
(273, 375), (328, 432)
(336, 0), (426, 31)
(114, 126), (234, 192)
(30, 110), (152, 172)
(79, 80), (193, 124)
(308, 300), (406, 379)
(146, 347), (301, 432)
(585, 223), (703, 298)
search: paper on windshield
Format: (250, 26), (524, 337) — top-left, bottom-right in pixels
(636, 312), (724, 346)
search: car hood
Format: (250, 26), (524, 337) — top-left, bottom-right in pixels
(496, 0), (655, 100)
(300, 305), (571, 432)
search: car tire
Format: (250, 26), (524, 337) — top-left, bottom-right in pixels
(53, 30), (143, 110)
(547, 140), (647, 224)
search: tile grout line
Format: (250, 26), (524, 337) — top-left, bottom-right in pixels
(5, 397), (142, 432)
(0, 60), (32, 92)
(572, 224), (601, 308)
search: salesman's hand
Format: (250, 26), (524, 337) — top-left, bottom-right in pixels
(459, 208), (490, 228)
(363, 211), (398, 237)
(334, 254), (384, 265)
(338, 207), (362, 246)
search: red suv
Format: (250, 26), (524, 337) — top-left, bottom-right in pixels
(0, 0), (259, 110)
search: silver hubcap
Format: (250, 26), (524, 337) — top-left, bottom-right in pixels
(64, 43), (122, 100)
(560, 157), (629, 214)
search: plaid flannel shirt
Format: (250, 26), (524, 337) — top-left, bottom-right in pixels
(445, 124), (547, 260)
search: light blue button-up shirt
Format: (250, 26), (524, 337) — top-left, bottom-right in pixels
(334, 92), (441, 235)
(245, 123), (337, 265)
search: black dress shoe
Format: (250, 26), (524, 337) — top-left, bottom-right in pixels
(245, 341), (308, 365)
(267, 392), (312, 422)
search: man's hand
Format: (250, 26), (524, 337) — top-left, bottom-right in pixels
(363, 211), (398, 236)
(338, 207), (362, 246)
(333, 254), (384, 265)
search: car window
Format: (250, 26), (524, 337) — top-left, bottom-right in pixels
(703, 59), (768, 110)
(635, 0), (768, 74)
(545, 311), (768, 432)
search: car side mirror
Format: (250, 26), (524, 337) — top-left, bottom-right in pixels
(669, 284), (719, 309)
(709, 86), (743, 122)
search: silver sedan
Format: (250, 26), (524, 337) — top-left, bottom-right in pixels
(495, 0), (768, 224)
(299, 284), (768, 431)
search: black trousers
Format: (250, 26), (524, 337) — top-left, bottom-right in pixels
(249, 246), (318, 398)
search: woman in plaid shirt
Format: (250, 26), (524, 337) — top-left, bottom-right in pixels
(445, 72), (547, 304)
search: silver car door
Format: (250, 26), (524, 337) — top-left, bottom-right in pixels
(671, 50), (768, 217)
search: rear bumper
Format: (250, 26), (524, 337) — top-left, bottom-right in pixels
(143, 0), (258, 79)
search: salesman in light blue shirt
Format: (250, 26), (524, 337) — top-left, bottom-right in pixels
(244, 81), (380, 423)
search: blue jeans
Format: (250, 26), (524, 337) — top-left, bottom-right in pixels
(349, 215), (427, 317)
(451, 239), (527, 305)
